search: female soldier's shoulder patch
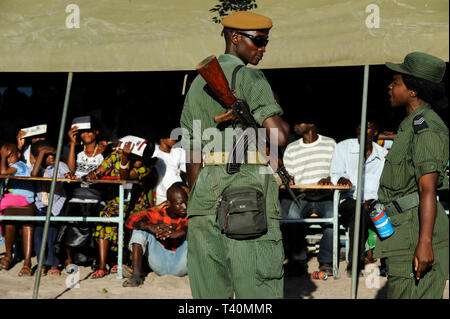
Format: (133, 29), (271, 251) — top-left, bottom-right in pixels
(413, 115), (429, 133)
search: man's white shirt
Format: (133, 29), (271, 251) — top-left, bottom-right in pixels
(153, 145), (186, 205)
(330, 138), (388, 202)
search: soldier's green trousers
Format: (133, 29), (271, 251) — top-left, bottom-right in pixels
(186, 214), (284, 299)
(374, 204), (449, 299)
(385, 247), (448, 299)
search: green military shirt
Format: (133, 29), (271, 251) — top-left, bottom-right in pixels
(180, 54), (283, 218)
(378, 103), (449, 203)
(375, 103), (449, 258)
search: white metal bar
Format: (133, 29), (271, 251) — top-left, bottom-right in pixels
(279, 189), (342, 278)
(0, 216), (121, 222)
(116, 184), (124, 279)
(333, 189), (340, 278)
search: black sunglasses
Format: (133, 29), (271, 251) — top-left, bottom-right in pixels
(237, 32), (269, 47)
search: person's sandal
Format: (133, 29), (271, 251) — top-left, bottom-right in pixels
(110, 264), (118, 273)
(40, 266), (48, 277)
(18, 265), (32, 277)
(122, 265), (133, 279)
(91, 269), (108, 279)
(0, 257), (12, 270)
(48, 267), (61, 276)
(122, 274), (143, 287)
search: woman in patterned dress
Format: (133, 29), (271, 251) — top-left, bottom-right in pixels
(89, 140), (157, 278)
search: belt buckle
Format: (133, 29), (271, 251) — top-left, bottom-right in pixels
(226, 163), (241, 174)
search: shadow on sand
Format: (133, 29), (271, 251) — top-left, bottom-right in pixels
(284, 274), (318, 299)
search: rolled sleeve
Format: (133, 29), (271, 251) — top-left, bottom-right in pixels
(412, 129), (448, 182)
(129, 229), (152, 254)
(240, 68), (283, 125)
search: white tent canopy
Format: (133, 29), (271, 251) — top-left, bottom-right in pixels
(0, 0), (448, 72)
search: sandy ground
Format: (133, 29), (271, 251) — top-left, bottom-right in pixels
(0, 242), (448, 300)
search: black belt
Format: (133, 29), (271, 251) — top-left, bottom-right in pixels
(384, 192), (420, 217)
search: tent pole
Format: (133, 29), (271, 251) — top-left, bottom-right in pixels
(32, 72), (73, 299)
(351, 65), (369, 299)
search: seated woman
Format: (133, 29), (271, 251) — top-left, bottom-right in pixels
(88, 138), (156, 279)
(55, 116), (105, 268)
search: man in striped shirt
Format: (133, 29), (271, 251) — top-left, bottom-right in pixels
(282, 118), (336, 276)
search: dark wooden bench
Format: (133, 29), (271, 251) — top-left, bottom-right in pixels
(4, 204), (36, 216)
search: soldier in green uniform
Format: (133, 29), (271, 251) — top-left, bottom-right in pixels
(374, 52), (449, 299)
(180, 11), (290, 298)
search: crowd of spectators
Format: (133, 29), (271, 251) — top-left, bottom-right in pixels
(0, 112), (187, 287)
(1, 87), (444, 288)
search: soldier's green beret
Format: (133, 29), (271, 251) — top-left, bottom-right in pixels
(222, 11), (272, 31)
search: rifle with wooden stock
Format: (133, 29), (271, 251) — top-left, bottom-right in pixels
(196, 55), (300, 208)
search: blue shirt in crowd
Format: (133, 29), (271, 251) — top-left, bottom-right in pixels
(330, 138), (388, 202)
(8, 161), (35, 203)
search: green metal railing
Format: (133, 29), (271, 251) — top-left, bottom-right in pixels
(0, 178), (131, 298)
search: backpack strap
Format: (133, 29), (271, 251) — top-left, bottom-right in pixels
(230, 65), (244, 94)
(227, 64), (245, 175)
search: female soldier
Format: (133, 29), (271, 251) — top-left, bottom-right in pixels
(374, 52), (449, 299)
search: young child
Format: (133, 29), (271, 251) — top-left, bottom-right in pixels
(0, 143), (35, 210)
(31, 140), (74, 276)
(0, 143), (35, 274)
